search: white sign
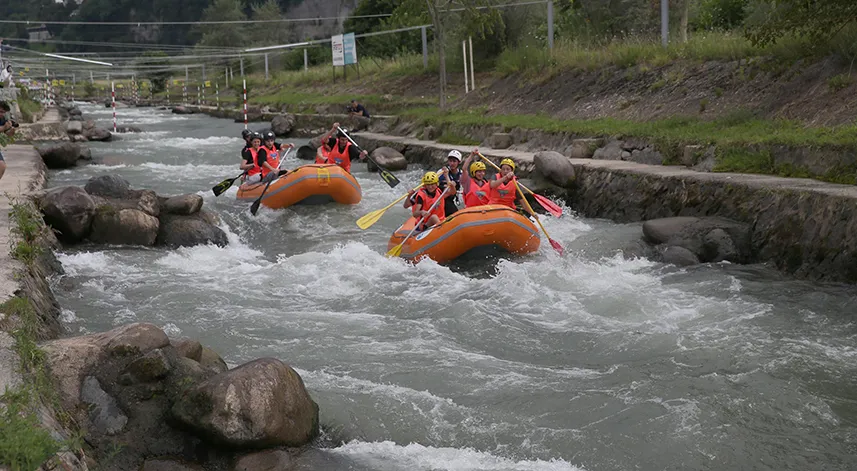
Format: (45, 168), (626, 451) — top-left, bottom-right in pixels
(331, 33), (357, 66)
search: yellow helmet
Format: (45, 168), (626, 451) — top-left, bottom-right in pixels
(500, 158), (516, 170)
(469, 161), (486, 176)
(421, 171), (439, 185)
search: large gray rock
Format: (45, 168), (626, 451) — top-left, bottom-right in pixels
(534, 151), (575, 187)
(489, 133), (513, 149)
(90, 207), (160, 246)
(368, 146), (408, 171)
(661, 246), (700, 266)
(568, 138), (603, 159)
(85, 175), (131, 198)
(156, 213), (228, 248)
(39, 186), (96, 243)
(171, 358), (319, 448)
(38, 142), (84, 169)
(234, 450), (291, 471)
(593, 140), (629, 161)
(81, 376), (128, 435)
(642, 217), (751, 264)
(162, 194), (203, 215)
(270, 114), (296, 136)
(66, 120), (83, 135)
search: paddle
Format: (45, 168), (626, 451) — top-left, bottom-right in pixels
(386, 188), (447, 258)
(356, 184), (423, 230)
(516, 183), (564, 256)
(212, 173), (244, 197)
(249, 148), (292, 216)
(476, 152), (563, 217)
(336, 126), (400, 188)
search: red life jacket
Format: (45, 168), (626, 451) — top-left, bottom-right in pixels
(327, 142), (352, 172)
(261, 146), (279, 178)
(414, 188), (446, 223)
(488, 175), (517, 209)
(246, 147), (262, 177)
(464, 179), (490, 207)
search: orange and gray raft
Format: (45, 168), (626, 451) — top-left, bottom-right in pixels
(387, 204), (541, 263)
(236, 164), (362, 209)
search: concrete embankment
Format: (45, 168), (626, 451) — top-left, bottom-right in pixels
(350, 131), (857, 284)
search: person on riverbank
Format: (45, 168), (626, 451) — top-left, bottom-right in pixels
(327, 127), (368, 173)
(460, 150), (490, 207)
(348, 100), (370, 119)
(0, 101), (17, 182)
(407, 172), (453, 231)
(488, 158), (521, 210)
(438, 150), (463, 216)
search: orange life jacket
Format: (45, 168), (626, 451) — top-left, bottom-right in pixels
(261, 146), (279, 178)
(488, 175), (517, 209)
(414, 188), (446, 223)
(315, 146), (330, 164)
(327, 142), (353, 173)
(464, 179), (490, 207)
(246, 147), (262, 177)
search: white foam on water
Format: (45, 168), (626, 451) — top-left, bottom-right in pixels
(326, 440), (585, 471)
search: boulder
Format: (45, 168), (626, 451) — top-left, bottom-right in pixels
(568, 138), (603, 159)
(156, 213), (228, 248)
(66, 120), (83, 135)
(171, 106), (195, 115)
(81, 376), (128, 435)
(661, 246), (700, 266)
(368, 146), (407, 171)
(198, 346), (229, 374)
(171, 358), (319, 448)
(593, 140), (629, 160)
(83, 127), (113, 142)
(123, 348), (172, 383)
(270, 114), (295, 136)
(534, 151), (575, 187)
(141, 459), (204, 471)
(162, 194), (203, 215)
(85, 175), (131, 198)
(69, 115), (84, 122)
(296, 145), (318, 161)
(489, 133), (513, 150)
(90, 207), (160, 246)
(132, 189), (161, 217)
(234, 450), (291, 471)
(116, 125), (143, 133)
(39, 186), (96, 243)
(171, 338), (203, 362)
(641, 217), (752, 264)
(68, 107), (83, 117)
(38, 142), (84, 169)
(78, 145), (92, 161)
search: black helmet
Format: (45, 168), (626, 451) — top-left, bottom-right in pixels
(251, 132), (263, 142)
(264, 131), (276, 141)
(241, 129), (251, 139)
(336, 128), (348, 138)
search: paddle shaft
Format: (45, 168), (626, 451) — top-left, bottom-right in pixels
(390, 188), (447, 256)
(356, 184), (424, 230)
(475, 152), (562, 216)
(336, 126), (400, 187)
(249, 148), (292, 215)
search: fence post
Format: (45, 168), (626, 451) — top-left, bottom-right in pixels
(462, 41), (468, 93)
(111, 81), (116, 132)
(469, 36), (475, 91)
(304, 49), (308, 71)
(661, 0), (669, 47)
(265, 53), (269, 80)
(421, 26), (428, 69)
(547, 0), (554, 50)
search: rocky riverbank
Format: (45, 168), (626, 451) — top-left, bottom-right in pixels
(0, 147), (321, 470)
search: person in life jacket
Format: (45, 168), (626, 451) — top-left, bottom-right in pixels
(438, 150), (463, 217)
(239, 132), (277, 184)
(405, 172), (453, 231)
(488, 158), (522, 209)
(316, 122), (340, 164)
(460, 150), (490, 207)
(262, 131), (294, 180)
(326, 127), (368, 173)
(239, 129), (253, 171)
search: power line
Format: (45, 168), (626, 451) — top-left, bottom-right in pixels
(0, 13), (392, 26)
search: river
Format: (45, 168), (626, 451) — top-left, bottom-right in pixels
(46, 103), (857, 471)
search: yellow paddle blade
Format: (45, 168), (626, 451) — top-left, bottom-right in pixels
(356, 209), (385, 230)
(386, 243), (404, 257)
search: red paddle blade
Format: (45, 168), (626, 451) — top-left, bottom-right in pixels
(549, 238), (565, 256)
(534, 194), (563, 218)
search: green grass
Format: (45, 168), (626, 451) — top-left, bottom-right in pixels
(0, 389), (60, 471)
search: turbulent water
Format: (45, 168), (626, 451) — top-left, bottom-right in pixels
(47, 103), (857, 471)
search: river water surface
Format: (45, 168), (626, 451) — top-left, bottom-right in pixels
(47, 103), (857, 471)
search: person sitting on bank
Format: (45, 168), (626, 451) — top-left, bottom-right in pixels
(406, 172), (453, 231)
(347, 100), (370, 119)
(327, 127), (368, 173)
(488, 158), (522, 210)
(0, 101), (17, 182)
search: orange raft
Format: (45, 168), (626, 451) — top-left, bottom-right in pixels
(387, 204), (541, 263)
(235, 164), (362, 209)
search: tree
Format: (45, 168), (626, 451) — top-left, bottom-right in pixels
(744, 0), (857, 46)
(194, 0), (248, 48)
(249, 0), (292, 46)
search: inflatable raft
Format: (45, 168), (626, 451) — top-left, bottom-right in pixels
(236, 164), (362, 209)
(387, 204), (541, 263)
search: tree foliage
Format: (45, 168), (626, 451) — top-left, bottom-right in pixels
(194, 0), (247, 48)
(744, 0), (857, 46)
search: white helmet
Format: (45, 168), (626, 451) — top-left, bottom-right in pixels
(447, 150), (462, 161)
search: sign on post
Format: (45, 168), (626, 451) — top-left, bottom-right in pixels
(331, 33), (357, 66)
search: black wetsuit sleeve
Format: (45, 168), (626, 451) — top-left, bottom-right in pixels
(242, 148), (254, 164)
(348, 145), (361, 161)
